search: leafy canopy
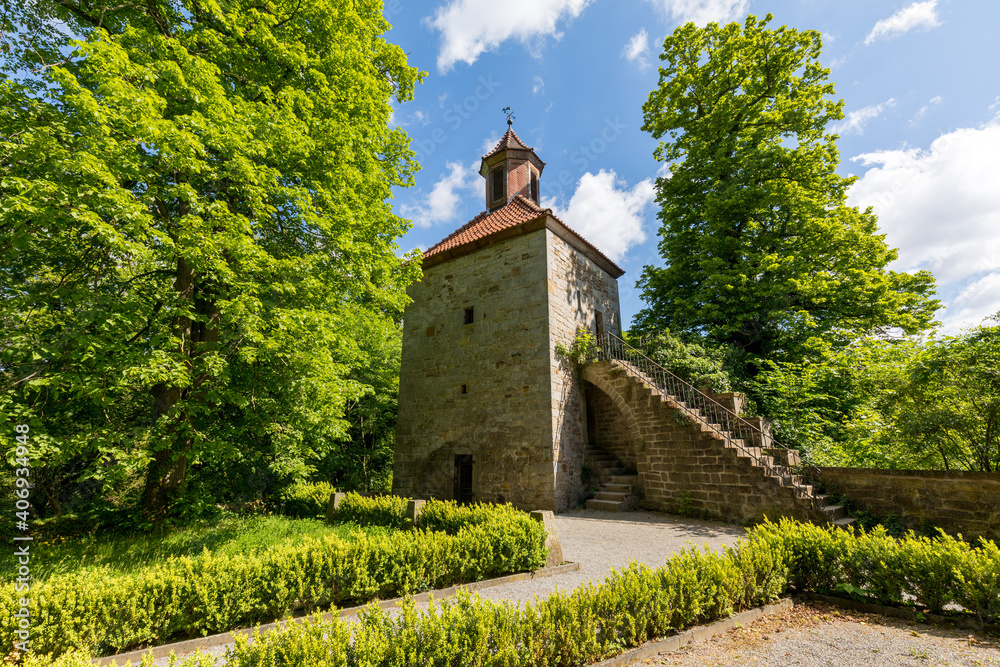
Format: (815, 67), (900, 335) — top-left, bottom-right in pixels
(753, 314), (1000, 472)
(0, 0), (422, 522)
(636, 14), (939, 374)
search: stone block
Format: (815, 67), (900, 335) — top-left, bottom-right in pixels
(529, 509), (565, 568)
(326, 491), (347, 524)
(406, 499), (426, 527)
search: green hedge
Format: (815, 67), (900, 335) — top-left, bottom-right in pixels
(279, 481), (337, 519)
(749, 517), (1000, 622)
(30, 538), (784, 667)
(418, 499), (538, 534)
(19, 517), (999, 666)
(333, 492), (409, 528)
(0, 501), (547, 657)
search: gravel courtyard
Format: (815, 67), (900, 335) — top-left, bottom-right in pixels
(472, 508), (747, 606)
(628, 601), (1000, 667)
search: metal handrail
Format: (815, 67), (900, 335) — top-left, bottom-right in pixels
(592, 331), (805, 487)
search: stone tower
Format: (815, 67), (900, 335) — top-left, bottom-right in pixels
(392, 126), (624, 511)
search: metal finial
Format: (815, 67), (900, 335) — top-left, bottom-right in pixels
(503, 106), (515, 127)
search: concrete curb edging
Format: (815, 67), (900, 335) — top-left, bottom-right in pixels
(95, 562), (581, 666)
(589, 598), (795, 667)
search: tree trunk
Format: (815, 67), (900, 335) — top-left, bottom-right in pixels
(141, 256), (219, 523)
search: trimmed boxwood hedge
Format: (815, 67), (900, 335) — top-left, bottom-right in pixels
(16, 517), (1000, 666)
(0, 496), (547, 656)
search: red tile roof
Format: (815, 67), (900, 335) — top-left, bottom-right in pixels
(481, 128), (545, 167)
(422, 195), (624, 277)
(424, 195), (545, 259)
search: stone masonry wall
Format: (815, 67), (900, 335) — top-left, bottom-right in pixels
(814, 468), (1000, 542)
(546, 230), (622, 511)
(586, 384), (639, 470)
(394, 230), (555, 510)
(581, 360), (819, 524)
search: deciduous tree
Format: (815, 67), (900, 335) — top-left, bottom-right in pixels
(0, 0), (422, 522)
(636, 14), (939, 377)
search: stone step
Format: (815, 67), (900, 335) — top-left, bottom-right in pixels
(586, 498), (626, 512)
(610, 466), (630, 475)
(602, 483), (633, 493)
(611, 474), (639, 484)
(595, 491), (629, 502)
(831, 516), (857, 528)
(823, 504), (848, 521)
(590, 459), (618, 469)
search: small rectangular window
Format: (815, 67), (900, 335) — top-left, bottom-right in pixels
(463, 306), (474, 324)
(461, 384), (468, 394)
(530, 171), (539, 203)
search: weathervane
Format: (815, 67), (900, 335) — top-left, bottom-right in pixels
(503, 106), (515, 127)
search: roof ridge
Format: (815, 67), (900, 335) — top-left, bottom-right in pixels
(481, 127), (533, 159)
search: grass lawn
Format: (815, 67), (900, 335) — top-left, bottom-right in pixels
(2, 513), (392, 582)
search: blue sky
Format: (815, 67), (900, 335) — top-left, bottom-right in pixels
(385, 0), (1000, 334)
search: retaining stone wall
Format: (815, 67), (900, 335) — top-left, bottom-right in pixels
(814, 467), (1000, 542)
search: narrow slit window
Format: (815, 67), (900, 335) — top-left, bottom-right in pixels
(530, 171), (539, 203)
(490, 169), (505, 205)
(464, 306), (474, 324)
(461, 384), (468, 394)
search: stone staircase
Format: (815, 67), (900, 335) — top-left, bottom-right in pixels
(627, 360), (853, 527)
(590, 333), (855, 528)
(583, 446), (639, 512)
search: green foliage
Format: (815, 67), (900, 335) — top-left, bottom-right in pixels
(629, 329), (733, 392)
(636, 14), (939, 378)
(0, 0), (423, 522)
(953, 537), (1000, 624)
(279, 481), (337, 520)
(1, 513), (376, 582)
(211, 541), (785, 667)
(555, 329), (599, 366)
(0, 504), (547, 656)
(752, 315), (1000, 471)
(748, 518), (1000, 621)
(892, 316), (1000, 471)
(418, 499), (539, 535)
(333, 492), (410, 529)
(21, 515), (1000, 666)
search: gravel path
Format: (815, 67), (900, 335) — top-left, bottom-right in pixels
(473, 509), (746, 606)
(629, 602), (1000, 667)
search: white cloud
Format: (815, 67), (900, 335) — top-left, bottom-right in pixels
(480, 131), (501, 156)
(623, 29), (650, 68)
(846, 117), (1000, 331)
(646, 0), (748, 25)
(426, 0), (592, 72)
(532, 76), (545, 95)
(909, 95), (944, 126)
(832, 98), (896, 136)
(865, 1), (941, 46)
(402, 162), (481, 228)
(946, 274), (1000, 333)
(546, 170), (655, 262)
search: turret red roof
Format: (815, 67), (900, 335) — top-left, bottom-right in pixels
(480, 128), (546, 168)
(422, 195), (623, 277)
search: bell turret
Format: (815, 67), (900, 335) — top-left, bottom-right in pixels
(479, 117), (545, 211)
